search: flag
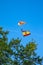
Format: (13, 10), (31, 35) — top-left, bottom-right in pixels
(22, 31), (31, 36)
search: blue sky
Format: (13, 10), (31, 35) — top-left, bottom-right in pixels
(0, 0), (43, 56)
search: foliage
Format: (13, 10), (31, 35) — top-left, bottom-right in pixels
(0, 27), (43, 65)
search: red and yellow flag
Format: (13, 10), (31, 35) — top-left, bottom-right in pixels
(22, 31), (31, 36)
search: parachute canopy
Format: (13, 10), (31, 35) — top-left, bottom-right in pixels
(18, 21), (26, 26)
(22, 30), (31, 36)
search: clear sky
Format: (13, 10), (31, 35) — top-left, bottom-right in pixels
(0, 0), (43, 57)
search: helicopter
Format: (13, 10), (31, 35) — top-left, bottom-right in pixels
(18, 21), (26, 26)
(18, 21), (31, 36)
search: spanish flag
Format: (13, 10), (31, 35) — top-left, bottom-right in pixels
(22, 31), (31, 36)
